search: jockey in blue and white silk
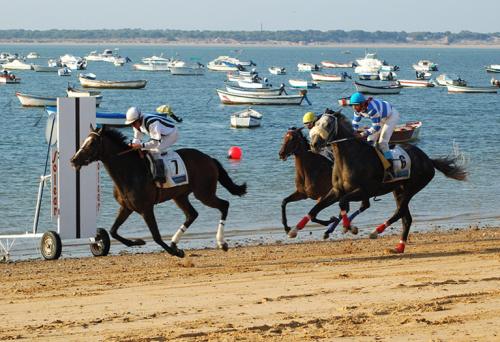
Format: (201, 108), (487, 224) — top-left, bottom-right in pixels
(132, 113), (179, 158)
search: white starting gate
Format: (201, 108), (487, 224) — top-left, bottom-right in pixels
(0, 97), (110, 260)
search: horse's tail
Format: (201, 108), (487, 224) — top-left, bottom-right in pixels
(213, 158), (247, 196)
(431, 154), (468, 181)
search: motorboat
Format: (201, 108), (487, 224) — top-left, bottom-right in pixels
(412, 60), (438, 72)
(142, 54), (170, 64)
(225, 84), (285, 96)
(485, 64), (500, 73)
(85, 49), (114, 61)
(310, 72), (348, 82)
(321, 61), (354, 68)
(0, 70), (20, 84)
(0, 52), (17, 63)
(1, 59), (33, 70)
(79, 75), (147, 89)
(288, 79), (319, 89)
(58, 67), (71, 76)
(397, 79), (434, 88)
(416, 71), (432, 80)
(170, 63), (205, 75)
(297, 63), (321, 72)
(60, 55), (87, 70)
(216, 89), (309, 105)
(237, 79), (272, 89)
(354, 81), (402, 95)
(133, 63), (170, 71)
(33, 65), (58, 72)
(67, 86), (103, 105)
(269, 66), (286, 75)
(355, 52), (384, 71)
(207, 56), (254, 71)
(358, 71), (380, 80)
(230, 108), (262, 128)
(435, 74), (467, 87)
(26, 52), (40, 59)
(379, 70), (397, 81)
(48, 59), (62, 68)
(491, 77), (500, 87)
(447, 85), (498, 93)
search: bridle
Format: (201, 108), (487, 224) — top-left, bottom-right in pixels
(322, 114), (356, 146)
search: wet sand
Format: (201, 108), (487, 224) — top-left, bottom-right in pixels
(0, 227), (499, 341)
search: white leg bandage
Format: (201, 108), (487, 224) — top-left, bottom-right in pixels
(171, 224), (187, 244)
(216, 220), (226, 247)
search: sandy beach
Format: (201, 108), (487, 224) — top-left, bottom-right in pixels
(0, 227), (499, 341)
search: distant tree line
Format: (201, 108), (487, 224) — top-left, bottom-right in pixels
(0, 29), (498, 44)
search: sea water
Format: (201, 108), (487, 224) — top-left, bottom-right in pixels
(0, 45), (499, 259)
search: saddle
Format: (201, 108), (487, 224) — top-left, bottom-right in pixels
(145, 151), (189, 189)
(374, 146), (411, 183)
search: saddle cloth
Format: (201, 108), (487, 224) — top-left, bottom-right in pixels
(388, 146), (411, 181)
(147, 151), (189, 189)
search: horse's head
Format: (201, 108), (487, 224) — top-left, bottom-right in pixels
(279, 127), (306, 161)
(310, 110), (352, 153)
(70, 125), (104, 171)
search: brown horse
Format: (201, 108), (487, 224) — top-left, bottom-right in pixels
(70, 126), (247, 258)
(279, 127), (369, 238)
(305, 111), (467, 253)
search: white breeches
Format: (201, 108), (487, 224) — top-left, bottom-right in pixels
(367, 108), (400, 153)
(151, 128), (179, 157)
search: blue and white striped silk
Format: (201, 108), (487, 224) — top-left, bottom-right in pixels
(352, 98), (393, 136)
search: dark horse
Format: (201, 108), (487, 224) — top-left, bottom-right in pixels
(303, 111), (467, 253)
(70, 126), (247, 258)
(278, 127), (369, 238)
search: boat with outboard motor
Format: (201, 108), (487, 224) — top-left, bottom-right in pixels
(216, 89), (309, 105)
(354, 81), (402, 95)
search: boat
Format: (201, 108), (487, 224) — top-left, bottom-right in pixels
(355, 52), (384, 71)
(446, 85), (498, 93)
(412, 60), (438, 72)
(79, 75), (147, 89)
(269, 66), (286, 75)
(397, 79), (435, 88)
(33, 65), (58, 72)
(390, 121), (422, 143)
(0, 71), (20, 84)
(321, 61), (354, 68)
(133, 63), (170, 71)
(1, 59), (33, 70)
(66, 86), (103, 105)
(216, 89), (309, 105)
(485, 64), (500, 73)
(416, 71), (432, 80)
(491, 77), (500, 87)
(26, 52), (40, 59)
(58, 67), (71, 76)
(289, 79), (319, 89)
(16, 92), (57, 107)
(297, 63), (321, 72)
(207, 56), (253, 71)
(378, 70), (397, 81)
(60, 54), (87, 70)
(142, 54), (170, 64)
(48, 59), (62, 68)
(358, 72), (380, 80)
(311, 72), (347, 82)
(230, 108), (262, 128)
(170, 64), (204, 75)
(435, 74), (467, 87)
(354, 81), (402, 95)
(226, 84), (285, 96)
(237, 79), (271, 89)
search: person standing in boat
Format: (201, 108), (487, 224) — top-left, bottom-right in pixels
(125, 106), (179, 184)
(349, 92), (400, 181)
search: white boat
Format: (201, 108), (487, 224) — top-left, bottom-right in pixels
(491, 77), (500, 87)
(397, 79), (435, 88)
(79, 76), (147, 89)
(16, 92), (57, 107)
(225, 84), (285, 96)
(230, 108), (262, 128)
(321, 61), (353, 68)
(0, 71), (20, 84)
(311, 72), (347, 82)
(416, 71), (432, 80)
(289, 79), (319, 89)
(113, 57), (127, 66)
(485, 65), (500, 73)
(66, 86), (103, 105)
(379, 70), (397, 81)
(446, 85), (498, 93)
(142, 54), (170, 64)
(60, 55), (87, 70)
(355, 52), (384, 71)
(170, 64), (205, 75)
(1, 59), (33, 70)
(269, 66), (286, 75)
(435, 74), (467, 87)
(354, 81), (402, 95)
(216, 89), (308, 105)
(26, 52), (40, 59)
(33, 65), (58, 72)
(358, 72), (380, 80)
(207, 56), (253, 71)
(412, 60), (438, 72)
(237, 79), (271, 89)
(133, 63), (170, 71)
(58, 67), (71, 76)
(297, 63), (321, 72)
(48, 59), (62, 68)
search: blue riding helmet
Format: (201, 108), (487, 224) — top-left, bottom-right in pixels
(349, 92), (366, 105)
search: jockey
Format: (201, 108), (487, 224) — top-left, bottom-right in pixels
(125, 106), (179, 184)
(349, 92), (400, 180)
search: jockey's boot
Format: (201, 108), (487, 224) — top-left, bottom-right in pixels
(153, 159), (166, 184)
(382, 151), (396, 182)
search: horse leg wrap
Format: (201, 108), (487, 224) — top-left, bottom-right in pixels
(341, 213), (350, 228)
(376, 222), (389, 234)
(216, 220), (225, 246)
(395, 240), (405, 253)
(326, 218), (340, 234)
(296, 215), (310, 230)
(171, 225), (187, 244)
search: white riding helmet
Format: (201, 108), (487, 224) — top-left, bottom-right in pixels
(125, 106), (141, 125)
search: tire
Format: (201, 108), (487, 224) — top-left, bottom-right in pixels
(90, 228), (110, 257)
(40, 231), (62, 260)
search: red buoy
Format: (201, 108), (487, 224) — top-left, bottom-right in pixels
(227, 146), (242, 159)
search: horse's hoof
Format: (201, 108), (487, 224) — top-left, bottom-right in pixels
(284, 226), (291, 234)
(176, 249), (185, 258)
(369, 231), (378, 239)
(288, 229), (298, 238)
(323, 232), (330, 240)
(350, 226), (359, 235)
(220, 242), (229, 252)
(134, 238), (146, 246)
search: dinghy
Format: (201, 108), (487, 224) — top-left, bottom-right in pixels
(354, 81), (402, 95)
(447, 85), (498, 93)
(79, 75), (147, 89)
(216, 89), (309, 105)
(230, 108), (262, 128)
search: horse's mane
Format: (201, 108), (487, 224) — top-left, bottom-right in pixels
(331, 111), (355, 137)
(102, 128), (130, 149)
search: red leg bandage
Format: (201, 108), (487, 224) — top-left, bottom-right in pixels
(342, 214), (350, 228)
(376, 222), (388, 234)
(296, 215), (310, 230)
(395, 241), (405, 253)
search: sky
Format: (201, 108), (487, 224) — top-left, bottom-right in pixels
(2, 0), (499, 33)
